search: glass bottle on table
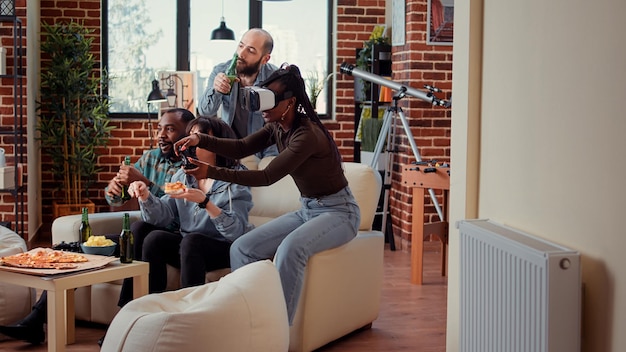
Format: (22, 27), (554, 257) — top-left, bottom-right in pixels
(119, 156), (132, 201)
(79, 207), (92, 243)
(119, 212), (134, 263)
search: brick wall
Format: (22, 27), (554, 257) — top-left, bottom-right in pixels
(9, 0), (452, 246)
(335, 0), (452, 250)
(0, 0), (27, 235)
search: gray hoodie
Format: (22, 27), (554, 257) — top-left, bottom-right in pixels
(139, 165), (254, 243)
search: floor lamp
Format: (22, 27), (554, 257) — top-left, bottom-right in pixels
(146, 79), (166, 149)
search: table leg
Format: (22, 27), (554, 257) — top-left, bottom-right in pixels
(66, 289), (75, 344)
(47, 289), (67, 352)
(132, 271), (149, 299)
(410, 187), (426, 285)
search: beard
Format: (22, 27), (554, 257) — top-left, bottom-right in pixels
(237, 56), (264, 76)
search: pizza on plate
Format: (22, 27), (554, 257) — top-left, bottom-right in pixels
(164, 181), (187, 195)
(0, 249), (88, 270)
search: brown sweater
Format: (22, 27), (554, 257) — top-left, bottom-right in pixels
(197, 117), (348, 198)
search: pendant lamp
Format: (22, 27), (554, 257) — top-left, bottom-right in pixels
(211, 0), (235, 41)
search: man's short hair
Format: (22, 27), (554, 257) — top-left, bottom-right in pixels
(164, 108), (196, 124)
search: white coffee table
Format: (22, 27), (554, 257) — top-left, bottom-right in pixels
(0, 259), (149, 352)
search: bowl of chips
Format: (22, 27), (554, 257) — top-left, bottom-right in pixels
(81, 236), (117, 256)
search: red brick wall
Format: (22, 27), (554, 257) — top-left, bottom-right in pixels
(11, 0), (452, 247)
(0, 0), (27, 235)
(335, 0), (452, 249)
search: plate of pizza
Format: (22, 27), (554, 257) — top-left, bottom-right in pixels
(164, 181), (187, 195)
(0, 248), (117, 276)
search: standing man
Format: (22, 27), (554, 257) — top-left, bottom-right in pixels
(198, 28), (278, 158)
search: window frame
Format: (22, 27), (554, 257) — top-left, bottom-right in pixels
(102, 0), (334, 119)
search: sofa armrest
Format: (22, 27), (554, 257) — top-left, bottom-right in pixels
(289, 230), (385, 352)
(52, 211), (142, 245)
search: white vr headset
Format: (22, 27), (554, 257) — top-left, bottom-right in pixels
(239, 86), (293, 112)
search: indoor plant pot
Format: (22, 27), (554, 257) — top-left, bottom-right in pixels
(36, 21), (114, 214)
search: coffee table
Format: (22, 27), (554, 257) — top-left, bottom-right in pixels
(0, 259), (149, 352)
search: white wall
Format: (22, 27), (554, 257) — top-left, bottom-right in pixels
(448, 0), (626, 351)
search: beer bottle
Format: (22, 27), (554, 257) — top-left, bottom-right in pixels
(120, 156), (132, 201)
(119, 213), (134, 263)
(225, 52), (238, 93)
(79, 207), (92, 243)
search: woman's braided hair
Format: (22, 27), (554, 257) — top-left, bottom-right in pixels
(261, 63), (342, 163)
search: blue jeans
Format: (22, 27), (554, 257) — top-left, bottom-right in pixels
(230, 186), (360, 324)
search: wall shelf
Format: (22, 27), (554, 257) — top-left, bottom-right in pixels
(0, 15), (25, 236)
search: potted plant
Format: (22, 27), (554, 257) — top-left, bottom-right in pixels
(355, 25), (390, 101)
(305, 71), (333, 112)
(36, 21), (114, 217)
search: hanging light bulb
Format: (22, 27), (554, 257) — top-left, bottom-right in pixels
(211, 0), (235, 41)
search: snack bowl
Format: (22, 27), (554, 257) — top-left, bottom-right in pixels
(80, 243), (117, 256)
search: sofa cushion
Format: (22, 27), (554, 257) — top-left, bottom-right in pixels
(249, 161), (381, 231)
(101, 260), (289, 352)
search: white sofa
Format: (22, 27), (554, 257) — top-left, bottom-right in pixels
(0, 226), (36, 341)
(52, 161), (384, 352)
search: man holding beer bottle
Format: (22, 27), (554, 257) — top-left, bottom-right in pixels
(105, 108), (195, 208)
(198, 28), (278, 158)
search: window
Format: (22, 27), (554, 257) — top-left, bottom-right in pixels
(105, 0), (332, 117)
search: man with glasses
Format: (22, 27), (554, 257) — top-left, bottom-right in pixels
(198, 28), (278, 158)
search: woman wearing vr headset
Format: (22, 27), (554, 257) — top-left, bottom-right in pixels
(174, 63), (360, 325)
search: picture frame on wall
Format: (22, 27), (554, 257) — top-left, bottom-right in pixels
(427, 0), (454, 45)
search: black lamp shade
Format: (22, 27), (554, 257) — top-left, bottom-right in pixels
(147, 79), (166, 103)
(211, 20), (235, 41)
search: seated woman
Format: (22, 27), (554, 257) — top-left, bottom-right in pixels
(118, 117), (253, 306)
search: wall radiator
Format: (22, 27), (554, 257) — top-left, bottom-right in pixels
(458, 219), (581, 352)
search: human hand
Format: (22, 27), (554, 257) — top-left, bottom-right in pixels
(169, 187), (206, 203)
(125, 166), (147, 184)
(214, 72), (238, 94)
(116, 160), (144, 185)
(174, 134), (200, 155)
(128, 181), (150, 201)
(181, 160), (207, 180)
(106, 178), (123, 198)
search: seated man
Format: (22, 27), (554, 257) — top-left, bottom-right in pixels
(0, 108), (195, 345)
(106, 108), (196, 208)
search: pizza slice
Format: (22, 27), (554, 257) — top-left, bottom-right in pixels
(164, 181), (187, 195)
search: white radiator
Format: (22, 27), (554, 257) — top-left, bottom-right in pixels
(458, 219), (581, 352)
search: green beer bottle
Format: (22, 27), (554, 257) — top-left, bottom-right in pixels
(79, 207), (92, 243)
(120, 156), (132, 201)
(225, 52), (238, 93)
(119, 213), (134, 263)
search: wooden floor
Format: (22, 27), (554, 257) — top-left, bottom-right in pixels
(0, 243), (447, 352)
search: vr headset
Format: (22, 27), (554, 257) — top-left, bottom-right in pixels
(239, 86), (293, 112)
